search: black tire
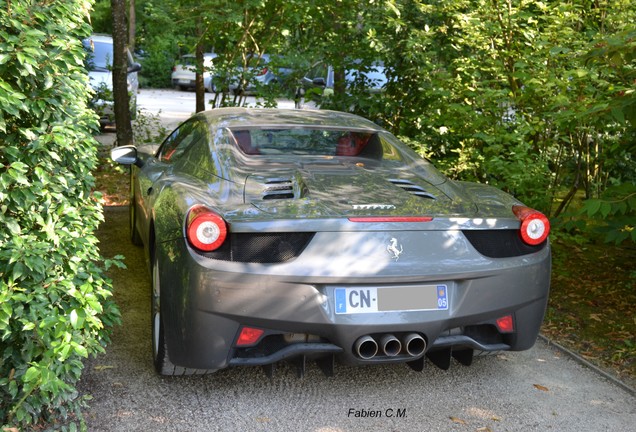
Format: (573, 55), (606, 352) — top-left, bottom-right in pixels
(151, 243), (209, 376)
(129, 173), (143, 246)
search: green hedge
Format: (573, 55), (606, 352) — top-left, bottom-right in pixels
(0, 1), (120, 429)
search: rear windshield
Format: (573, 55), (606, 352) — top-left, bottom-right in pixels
(229, 128), (383, 159)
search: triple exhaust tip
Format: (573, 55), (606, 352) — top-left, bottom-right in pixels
(354, 333), (426, 359)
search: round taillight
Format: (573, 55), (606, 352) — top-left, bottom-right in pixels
(186, 206), (227, 251)
(512, 205), (550, 246)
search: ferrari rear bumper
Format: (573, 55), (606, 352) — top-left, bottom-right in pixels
(158, 237), (551, 372)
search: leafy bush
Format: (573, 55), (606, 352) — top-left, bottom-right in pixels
(558, 183), (636, 245)
(88, 82), (114, 126)
(133, 109), (170, 145)
(138, 36), (179, 88)
(0, 1), (120, 429)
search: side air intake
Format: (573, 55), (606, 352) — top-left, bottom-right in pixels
(262, 178), (294, 200)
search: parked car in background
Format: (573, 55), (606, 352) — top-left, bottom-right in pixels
(83, 34), (141, 126)
(299, 60), (388, 98)
(224, 53), (274, 95)
(171, 53), (217, 92)
(111, 107), (551, 377)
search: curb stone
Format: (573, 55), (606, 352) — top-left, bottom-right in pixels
(539, 334), (636, 396)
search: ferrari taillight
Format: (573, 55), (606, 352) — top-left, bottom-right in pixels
(512, 205), (550, 246)
(186, 205), (227, 252)
(258, 67), (268, 76)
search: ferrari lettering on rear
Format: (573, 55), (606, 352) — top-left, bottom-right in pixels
(352, 204), (396, 210)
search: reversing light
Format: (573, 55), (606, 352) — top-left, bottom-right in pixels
(496, 315), (515, 333)
(186, 205), (227, 252)
(512, 205), (550, 246)
(236, 327), (265, 346)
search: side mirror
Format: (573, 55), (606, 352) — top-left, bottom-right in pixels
(128, 62), (142, 74)
(312, 77), (326, 87)
(111, 145), (142, 167)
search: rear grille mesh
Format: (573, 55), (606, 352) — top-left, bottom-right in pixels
(389, 179), (436, 199)
(462, 230), (547, 258)
(200, 232), (315, 263)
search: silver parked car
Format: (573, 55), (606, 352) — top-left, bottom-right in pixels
(111, 108), (551, 377)
(83, 34), (141, 126)
(300, 60), (388, 96)
(171, 53), (217, 92)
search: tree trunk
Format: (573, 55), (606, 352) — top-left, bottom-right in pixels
(111, 0), (133, 146)
(195, 41), (205, 112)
(194, 17), (206, 113)
(128, 0), (136, 53)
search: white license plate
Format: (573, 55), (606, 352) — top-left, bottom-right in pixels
(178, 79), (190, 84)
(334, 285), (448, 315)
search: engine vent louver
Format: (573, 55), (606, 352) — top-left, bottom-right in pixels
(262, 178), (294, 200)
(389, 179), (436, 199)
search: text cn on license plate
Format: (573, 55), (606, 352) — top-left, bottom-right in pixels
(334, 285), (448, 314)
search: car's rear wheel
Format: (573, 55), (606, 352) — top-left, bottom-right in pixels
(151, 242), (209, 376)
(129, 174), (143, 246)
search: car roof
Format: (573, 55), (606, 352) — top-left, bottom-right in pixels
(179, 53), (216, 58)
(197, 108), (385, 131)
(86, 34), (113, 43)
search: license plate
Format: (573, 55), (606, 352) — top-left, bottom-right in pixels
(334, 285), (448, 315)
(178, 79), (190, 84)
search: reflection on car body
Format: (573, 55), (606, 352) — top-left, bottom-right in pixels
(111, 108), (551, 377)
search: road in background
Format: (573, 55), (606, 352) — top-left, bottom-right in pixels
(136, 88), (299, 130)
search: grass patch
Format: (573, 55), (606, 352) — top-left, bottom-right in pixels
(93, 154), (129, 206)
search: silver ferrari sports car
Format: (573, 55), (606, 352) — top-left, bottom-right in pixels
(111, 108), (551, 377)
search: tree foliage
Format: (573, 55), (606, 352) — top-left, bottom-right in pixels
(126, 0), (634, 243)
(371, 0), (635, 241)
(0, 0), (120, 429)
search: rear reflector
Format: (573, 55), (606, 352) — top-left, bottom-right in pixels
(348, 216), (433, 223)
(512, 205), (550, 246)
(496, 315), (515, 333)
(236, 327), (265, 346)
(186, 205), (227, 252)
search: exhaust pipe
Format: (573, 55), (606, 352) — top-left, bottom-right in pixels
(380, 334), (402, 357)
(354, 335), (378, 359)
(403, 333), (426, 357)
